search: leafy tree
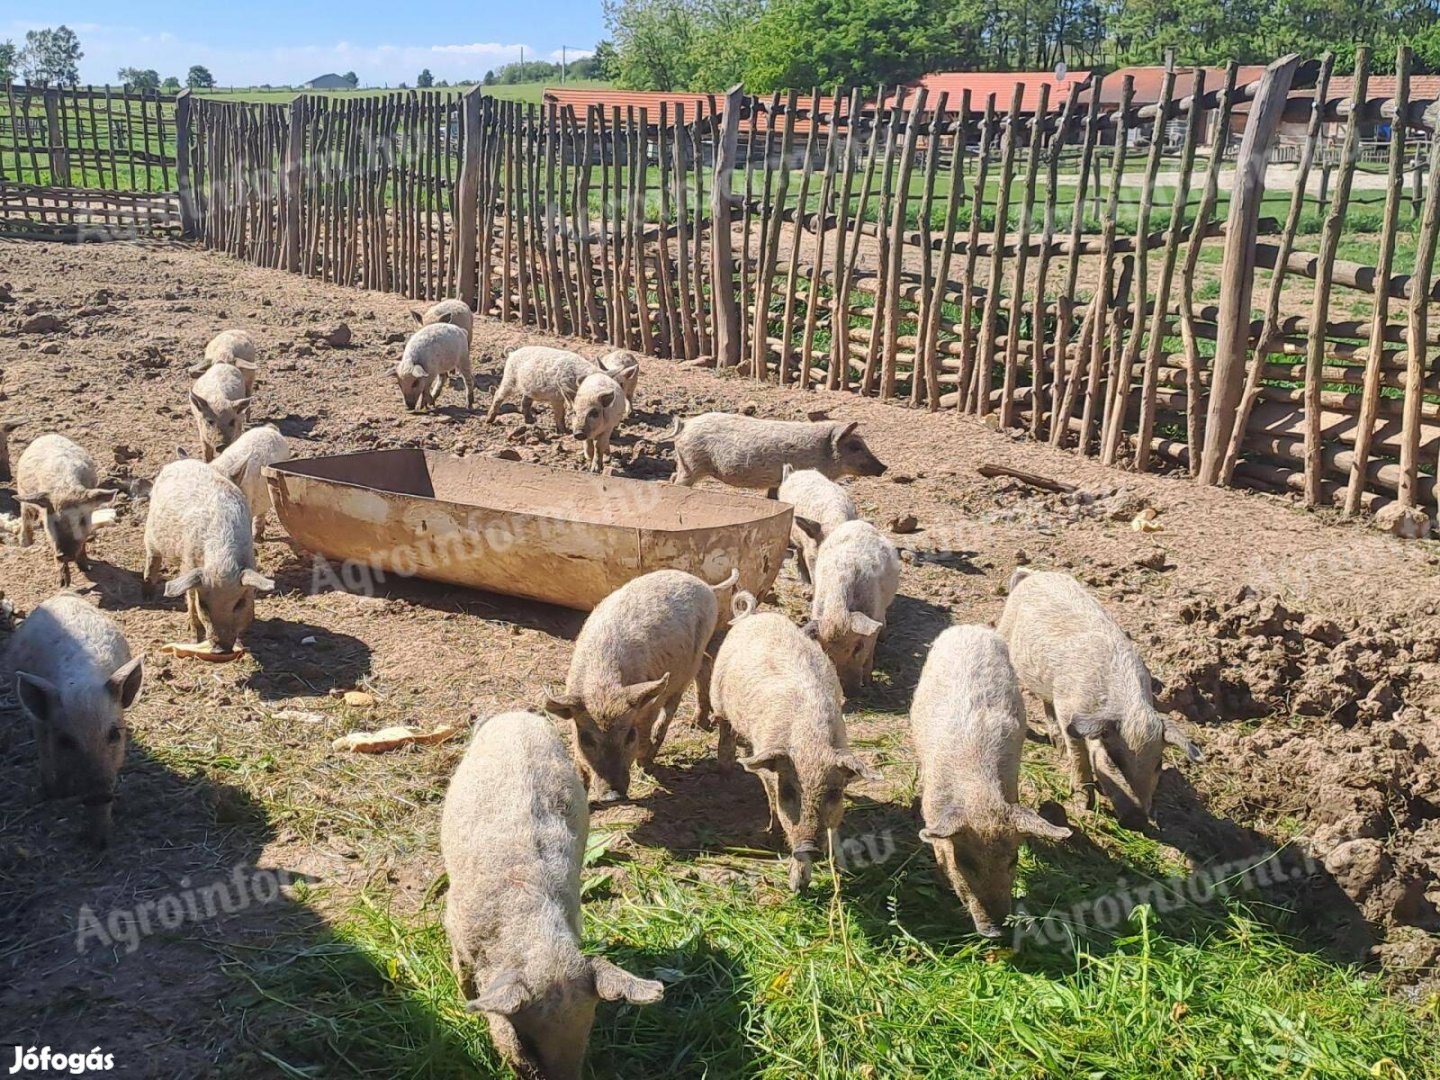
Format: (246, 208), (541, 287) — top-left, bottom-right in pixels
(603, 0), (701, 89)
(483, 69), (496, 85)
(416, 67), (434, 87)
(186, 64), (216, 89)
(342, 70), (359, 87)
(0, 40), (16, 83)
(18, 25), (83, 87)
(118, 67), (161, 91)
(590, 39), (619, 81)
(162, 75), (182, 93)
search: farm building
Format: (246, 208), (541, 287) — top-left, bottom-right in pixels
(908, 70), (1091, 119)
(305, 73), (352, 90)
(1080, 65), (1269, 147)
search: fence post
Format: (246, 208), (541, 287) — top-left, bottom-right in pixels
(174, 89), (199, 238)
(283, 94), (305, 273)
(457, 86), (484, 309)
(43, 89), (70, 188)
(711, 84), (744, 367)
(1197, 54), (1300, 485)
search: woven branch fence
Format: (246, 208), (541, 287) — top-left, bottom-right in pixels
(3, 52), (1438, 518)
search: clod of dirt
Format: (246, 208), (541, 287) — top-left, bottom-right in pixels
(891, 473), (915, 485)
(0, 282), (14, 305)
(493, 448), (522, 461)
(1132, 546), (1169, 571)
(384, 331), (406, 344)
(19, 313), (63, 334)
(307, 322), (352, 348)
(294, 343), (315, 358)
(1372, 503), (1433, 540)
(739, 400), (758, 415)
(889, 513), (919, 534)
(38, 342), (60, 355)
(806, 408), (830, 421)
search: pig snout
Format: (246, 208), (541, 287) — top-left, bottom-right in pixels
(787, 851), (817, 891)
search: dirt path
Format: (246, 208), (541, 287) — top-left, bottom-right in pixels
(1, 237), (1436, 1072)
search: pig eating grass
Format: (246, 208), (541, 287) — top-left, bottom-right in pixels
(798, 518), (900, 693)
(709, 609), (879, 890)
(15, 433), (118, 588)
(545, 568), (744, 802)
(911, 625), (1071, 937)
(142, 458), (275, 652)
(670, 413), (887, 495)
(441, 711), (663, 1080)
(998, 568), (1202, 827)
(4, 594), (143, 847)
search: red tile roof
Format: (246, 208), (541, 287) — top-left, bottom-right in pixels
(541, 88), (843, 135)
(908, 71), (1091, 115)
(1327, 74), (1440, 105)
(1083, 65), (1269, 107)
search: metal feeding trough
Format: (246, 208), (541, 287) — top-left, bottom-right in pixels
(263, 449), (793, 611)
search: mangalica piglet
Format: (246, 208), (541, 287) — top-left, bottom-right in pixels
(778, 465), (858, 586)
(569, 370), (631, 473)
(911, 625), (1071, 938)
(209, 425), (290, 541)
(442, 711), (663, 1080)
(709, 610), (879, 890)
(142, 458), (275, 652)
(4, 594), (143, 847)
(15, 434), (118, 587)
(798, 519), (900, 693)
(545, 568), (743, 801)
(0, 419), (20, 481)
(411, 299), (475, 347)
(998, 569), (1203, 827)
(596, 349), (641, 415)
(394, 322), (473, 411)
(190, 329), (260, 394)
(190, 362), (251, 462)
(671, 413), (886, 495)
(486, 346), (596, 432)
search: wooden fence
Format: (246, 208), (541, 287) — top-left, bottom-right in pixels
(2, 55), (1438, 518)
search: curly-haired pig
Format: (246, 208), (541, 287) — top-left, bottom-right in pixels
(190, 362), (251, 462)
(486, 346), (597, 432)
(568, 371), (630, 473)
(545, 568), (744, 802)
(778, 465), (858, 586)
(442, 710), (663, 1079)
(998, 569), (1202, 827)
(209, 425), (290, 541)
(670, 413), (886, 495)
(142, 458), (274, 652)
(796, 518), (900, 693)
(394, 322), (473, 411)
(15, 434), (117, 587)
(911, 625), (1071, 937)
(4, 594), (143, 846)
(412, 299), (475, 347)
(709, 609), (879, 890)
(190, 329), (260, 394)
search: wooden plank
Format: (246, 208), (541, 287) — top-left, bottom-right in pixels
(1400, 92), (1440, 509)
(712, 85), (745, 367)
(862, 87), (907, 396)
(1001, 84), (1048, 429)
(1344, 47), (1410, 514)
(957, 94), (997, 413)
(975, 83), (1024, 416)
(834, 88), (884, 390)
(802, 88), (844, 390)
(751, 91), (796, 378)
(673, 102), (698, 360)
(780, 89), (825, 384)
(881, 87), (927, 399)
(920, 89), (968, 411)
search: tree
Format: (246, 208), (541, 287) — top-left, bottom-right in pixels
(0, 40), (16, 83)
(162, 75), (181, 93)
(118, 67), (161, 92)
(342, 70), (359, 87)
(416, 68), (434, 87)
(186, 64), (216, 89)
(483, 69), (496, 85)
(590, 39), (619, 81)
(18, 25), (83, 87)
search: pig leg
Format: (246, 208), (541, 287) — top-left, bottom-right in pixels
(595, 431), (611, 473)
(57, 556), (72, 588)
(460, 354), (474, 410)
(792, 537), (813, 586)
(693, 652), (715, 731)
(521, 395), (537, 425)
(716, 714), (735, 772)
(75, 538), (92, 572)
(186, 590), (206, 643)
(428, 373), (446, 408)
(142, 550), (163, 601)
(1053, 700), (1099, 809)
(253, 514), (266, 542)
(758, 771), (782, 836)
(484, 373), (513, 423)
(18, 502), (36, 547)
(550, 399), (566, 433)
(645, 685), (690, 767)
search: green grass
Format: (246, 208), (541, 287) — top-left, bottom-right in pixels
(194, 79), (611, 106)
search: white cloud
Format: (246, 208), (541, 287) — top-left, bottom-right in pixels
(3, 20), (538, 87)
(547, 47), (594, 63)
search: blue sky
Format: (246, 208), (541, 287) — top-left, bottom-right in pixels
(5, 2), (604, 86)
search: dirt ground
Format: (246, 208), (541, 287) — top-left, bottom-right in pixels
(1, 236), (1437, 1074)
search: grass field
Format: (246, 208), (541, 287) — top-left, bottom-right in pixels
(196, 79), (610, 105)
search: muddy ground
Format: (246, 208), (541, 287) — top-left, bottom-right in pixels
(0, 236), (1437, 1074)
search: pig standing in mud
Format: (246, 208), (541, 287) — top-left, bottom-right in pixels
(442, 710), (663, 1080)
(545, 568), (745, 802)
(998, 568), (1202, 827)
(669, 414), (887, 495)
(709, 609), (878, 890)
(4, 594), (144, 847)
(911, 625), (1071, 937)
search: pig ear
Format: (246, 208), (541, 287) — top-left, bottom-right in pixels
(738, 748), (789, 774)
(847, 611), (883, 638)
(236, 359), (257, 374)
(1066, 712), (1114, 741)
(188, 361), (209, 378)
(82, 487), (120, 507)
(163, 568), (204, 598)
(597, 389), (617, 408)
(1009, 805), (1072, 842)
(1150, 674), (1167, 697)
(1, 420), (21, 433)
(834, 753), (882, 784)
(832, 421), (859, 444)
(232, 396), (252, 414)
(1163, 718), (1203, 763)
(241, 569), (275, 592)
(623, 674), (670, 711)
(792, 516), (824, 543)
(15, 671), (58, 726)
(467, 971), (533, 1016)
(618, 363), (639, 381)
(17, 489), (55, 511)
(411, 309), (424, 324)
(108, 656), (144, 709)
(542, 689), (580, 720)
(190, 391), (218, 422)
(918, 811), (964, 843)
(176, 446), (191, 460)
(590, 957), (665, 1005)
(781, 463), (794, 482)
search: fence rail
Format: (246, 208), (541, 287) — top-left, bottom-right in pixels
(3, 55), (1438, 519)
